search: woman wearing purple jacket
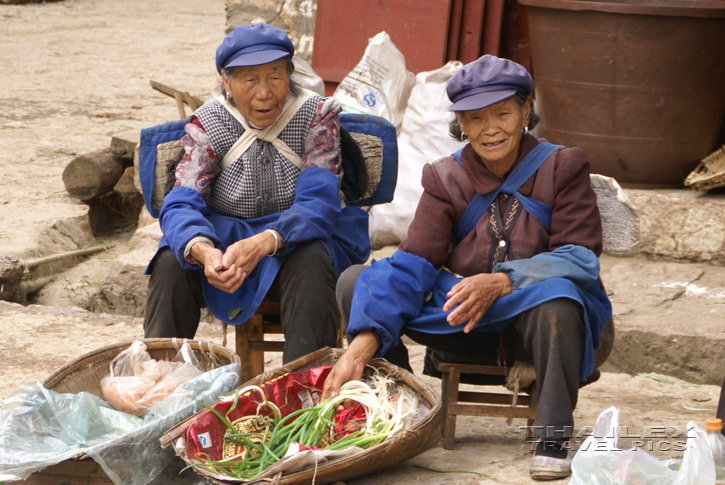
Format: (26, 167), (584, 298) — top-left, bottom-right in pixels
(323, 55), (612, 481)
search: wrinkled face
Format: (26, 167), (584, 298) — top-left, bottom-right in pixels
(222, 58), (290, 128)
(457, 96), (531, 174)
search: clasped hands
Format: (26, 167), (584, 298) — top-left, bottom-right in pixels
(189, 230), (283, 294)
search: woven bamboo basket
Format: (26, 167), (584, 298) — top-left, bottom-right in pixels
(17, 339), (241, 483)
(684, 145), (725, 191)
(43, 338), (240, 397)
(161, 347), (442, 485)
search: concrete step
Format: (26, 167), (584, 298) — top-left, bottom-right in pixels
(600, 254), (725, 385)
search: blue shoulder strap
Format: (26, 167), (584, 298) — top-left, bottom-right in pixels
(451, 142), (561, 247)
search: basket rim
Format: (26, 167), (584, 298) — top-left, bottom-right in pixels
(42, 338), (241, 390)
(162, 347), (442, 484)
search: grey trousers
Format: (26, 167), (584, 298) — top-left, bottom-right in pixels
(337, 264), (586, 439)
(144, 240), (339, 363)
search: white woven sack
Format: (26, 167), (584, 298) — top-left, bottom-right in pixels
(368, 61), (467, 248)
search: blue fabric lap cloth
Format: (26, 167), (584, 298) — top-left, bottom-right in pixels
(147, 167), (370, 325)
(346, 247), (612, 381)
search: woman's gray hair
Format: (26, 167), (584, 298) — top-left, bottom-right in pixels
(448, 92), (541, 141)
(221, 56), (300, 105)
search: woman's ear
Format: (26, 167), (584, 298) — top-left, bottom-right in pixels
(522, 96), (533, 126)
(456, 113), (466, 133)
(220, 74), (231, 96)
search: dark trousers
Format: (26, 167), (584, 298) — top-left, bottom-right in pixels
(337, 264), (585, 439)
(144, 240), (339, 363)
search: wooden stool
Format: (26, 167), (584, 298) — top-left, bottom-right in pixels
(431, 351), (537, 450)
(234, 297), (344, 382)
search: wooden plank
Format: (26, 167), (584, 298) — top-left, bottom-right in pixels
(436, 361), (508, 375)
(446, 0), (464, 62)
(249, 341), (284, 352)
(262, 323), (283, 334)
(256, 300), (281, 314)
(235, 322), (253, 383)
(149, 80), (203, 107)
(174, 91), (186, 119)
(457, 0), (485, 64)
(458, 391), (531, 406)
(498, 0), (533, 74)
(182, 91), (201, 112)
(481, 0), (505, 55)
(449, 403), (537, 419)
(442, 370), (460, 450)
(249, 313), (265, 377)
(19, 459), (112, 484)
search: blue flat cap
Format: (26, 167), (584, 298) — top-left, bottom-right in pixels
(447, 55), (533, 111)
(216, 23), (294, 72)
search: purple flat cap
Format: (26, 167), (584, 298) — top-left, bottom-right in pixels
(216, 23), (294, 72)
(447, 55), (533, 111)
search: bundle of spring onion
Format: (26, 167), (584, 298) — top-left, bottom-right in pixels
(189, 373), (418, 480)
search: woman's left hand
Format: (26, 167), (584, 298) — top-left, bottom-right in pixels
(443, 273), (513, 333)
(219, 231), (283, 293)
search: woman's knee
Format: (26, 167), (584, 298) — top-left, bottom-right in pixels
(149, 247), (181, 275)
(281, 241), (335, 281)
(336, 264), (367, 328)
(523, 298), (585, 343)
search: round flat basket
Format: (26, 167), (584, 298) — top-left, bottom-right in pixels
(162, 347), (442, 485)
(42, 338), (241, 397)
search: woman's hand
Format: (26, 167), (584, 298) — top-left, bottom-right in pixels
(190, 231), (283, 294)
(322, 331), (380, 401)
(190, 241), (245, 294)
(443, 273), (513, 333)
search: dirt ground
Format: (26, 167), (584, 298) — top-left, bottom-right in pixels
(1, 1), (724, 484)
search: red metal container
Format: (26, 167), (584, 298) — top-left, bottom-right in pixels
(520, 0), (725, 186)
(312, 0), (452, 96)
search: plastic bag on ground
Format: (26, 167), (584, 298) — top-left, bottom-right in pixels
(368, 61), (468, 248)
(100, 341), (203, 416)
(333, 31), (415, 134)
(569, 406), (715, 485)
(0, 363), (240, 485)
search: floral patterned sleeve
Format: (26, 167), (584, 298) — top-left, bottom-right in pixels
(301, 97), (342, 176)
(173, 118), (222, 200)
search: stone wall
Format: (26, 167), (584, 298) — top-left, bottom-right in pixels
(626, 189), (725, 263)
(226, 0), (317, 62)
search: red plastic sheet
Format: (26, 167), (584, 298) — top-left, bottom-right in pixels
(182, 367), (368, 464)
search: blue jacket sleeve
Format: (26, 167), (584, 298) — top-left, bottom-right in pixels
(265, 167), (341, 254)
(492, 244), (599, 291)
(347, 250), (439, 357)
(159, 187), (221, 270)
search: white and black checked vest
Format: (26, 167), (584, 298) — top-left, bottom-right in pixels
(194, 96), (322, 219)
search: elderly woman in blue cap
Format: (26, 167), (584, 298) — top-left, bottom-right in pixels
(143, 24), (369, 363)
(323, 55), (612, 480)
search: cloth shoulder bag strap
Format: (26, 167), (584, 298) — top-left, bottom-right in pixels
(451, 142), (561, 247)
(219, 88), (317, 170)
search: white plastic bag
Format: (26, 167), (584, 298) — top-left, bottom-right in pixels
(570, 406), (715, 485)
(333, 31), (415, 134)
(100, 341), (203, 416)
(291, 56), (325, 96)
(368, 61), (468, 248)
